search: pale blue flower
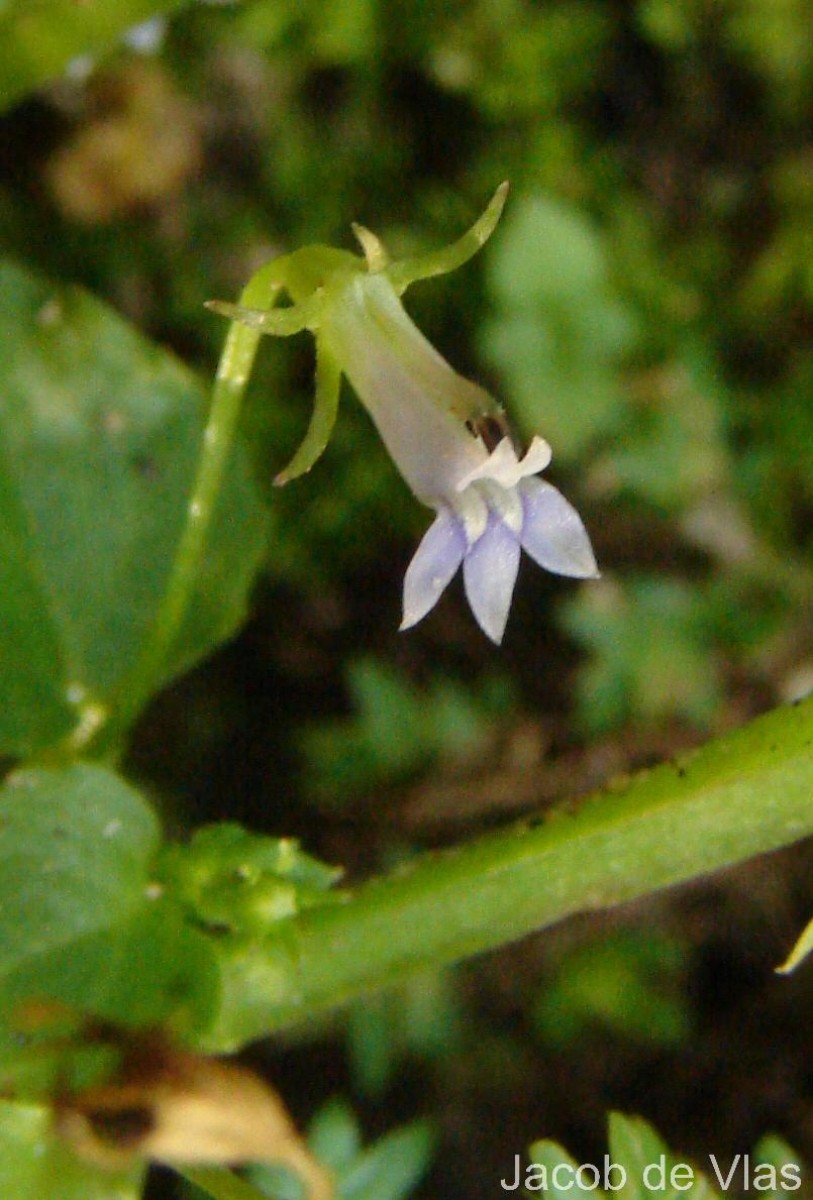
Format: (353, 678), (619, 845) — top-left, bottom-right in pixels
(399, 432), (598, 644)
(207, 184), (598, 643)
(322, 271), (598, 642)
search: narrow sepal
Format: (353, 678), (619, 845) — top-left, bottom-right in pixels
(205, 295), (323, 337)
(274, 341), (342, 485)
(387, 182), (509, 294)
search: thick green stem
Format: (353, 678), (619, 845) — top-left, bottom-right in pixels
(206, 695), (813, 1050)
(93, 263), (282, 754)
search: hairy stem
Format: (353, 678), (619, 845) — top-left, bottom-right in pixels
(205, 695), (813, 1050)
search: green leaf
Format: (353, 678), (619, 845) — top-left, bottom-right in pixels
(0, 763), (159, 980)
(1, 902), (219, 1048)
(608, 1113), (716, 1200)
(338, 1120), (433, 1200)
(752, 1135), (805, 1200)
(307, 1099), (362, 1173)
(529, 1116), (805, 1200)
(608, 1112), (676, 1200)
(0, 258), (266, 756)
(0, 0), (187, 113)
(530, 1115), (717, 1200)
(0, 764), (219, 1085)
(0, 1099), (144, 1200)
(525, 1141), (595, 1200)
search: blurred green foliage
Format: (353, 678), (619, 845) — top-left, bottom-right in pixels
(0, 1098), (144, 1200)
(483, 194), (636, 457)
(533, 929), (690, 1048)
(1, 2), (812, 1198)
(248, 1099), (434, 1200)
(346, 969), (463, 1098)
(564, 577), (723, 733)
(300, 660), (513, 803)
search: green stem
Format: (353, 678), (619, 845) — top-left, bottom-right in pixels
(177, 1166), (270, 1200)
(92, 263), (282, 755)
(205, 695), (813, 1050)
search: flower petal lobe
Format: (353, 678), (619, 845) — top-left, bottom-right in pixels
(519, 478), (599, 578)
(462, 516), (521, 644)
(401, 509), (467, 630)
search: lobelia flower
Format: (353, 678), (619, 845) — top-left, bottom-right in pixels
(206, 183), (598, 643)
